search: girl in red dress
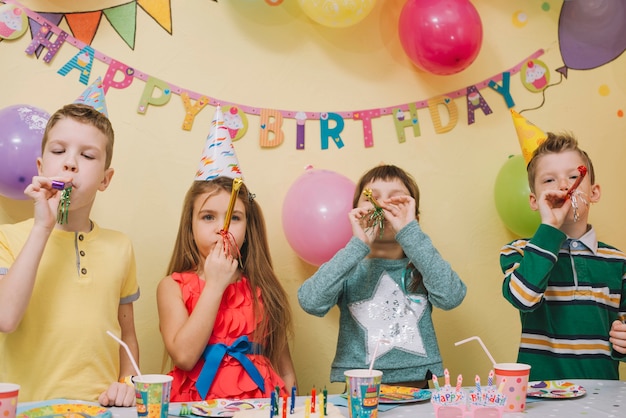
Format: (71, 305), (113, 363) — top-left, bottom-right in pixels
(157, 177), (296, 401)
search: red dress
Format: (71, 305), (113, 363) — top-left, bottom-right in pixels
(168, 272), (287, 401)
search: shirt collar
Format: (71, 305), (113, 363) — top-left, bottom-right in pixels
(563, 224), (598, 254)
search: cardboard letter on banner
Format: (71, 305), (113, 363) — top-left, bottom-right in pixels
(102, 59), (135, 94)
(259, 109), (284, 147)
(392, 103), (420, 143)
(137, 76), (172, 114)
(25, 22), (68, 63)
(181, 92), (210, 131)
(320, 112), (345, 150)
(427, 96), (458, 134)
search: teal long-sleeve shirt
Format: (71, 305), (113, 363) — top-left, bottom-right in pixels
(500, 223), (626, 381)
(298, 220), (466, 383)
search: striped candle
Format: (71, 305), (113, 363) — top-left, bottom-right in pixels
(432, 374), (440, 390)
(475, 375), (481, 393)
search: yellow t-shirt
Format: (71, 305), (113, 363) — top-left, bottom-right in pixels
(0, 219), (140, 402)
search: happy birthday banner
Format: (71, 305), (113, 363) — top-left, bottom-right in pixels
(2, 0), (546, 151)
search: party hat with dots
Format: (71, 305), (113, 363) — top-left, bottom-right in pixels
(511, 109), (546, 164)
(74, 76), (108, 117)
(195, 105), (243, 180)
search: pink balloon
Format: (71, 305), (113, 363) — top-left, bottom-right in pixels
(398, 0), (483, 75)
(282, 168), (356, 266)
(0, 104), (49, 200)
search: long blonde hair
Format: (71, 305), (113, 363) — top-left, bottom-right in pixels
(166, 178), (293, 368)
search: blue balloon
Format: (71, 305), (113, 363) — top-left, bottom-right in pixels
(0, 105), (49, 200)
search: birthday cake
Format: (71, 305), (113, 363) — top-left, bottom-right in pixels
(231, 403), (343, 418)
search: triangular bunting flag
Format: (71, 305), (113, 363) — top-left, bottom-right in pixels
(65, 11), (102, 45)
(103, 2), (137, 49)
(137, 0), (172, 34)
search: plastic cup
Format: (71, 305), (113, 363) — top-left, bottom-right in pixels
(0, 383), (20, 418)
(494, 363), (531, 412)
(344, 369), (383, 418)
(133, 374), (173, 418)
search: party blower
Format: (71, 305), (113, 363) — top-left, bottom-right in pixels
(220, 177), (244, 261)
(362, 189), (385, 237)
(455, 336), (531, 412)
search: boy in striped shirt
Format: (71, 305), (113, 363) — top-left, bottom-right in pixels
(500, 132), (626, 380)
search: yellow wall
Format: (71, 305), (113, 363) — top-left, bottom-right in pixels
(1, 0), (625, 393)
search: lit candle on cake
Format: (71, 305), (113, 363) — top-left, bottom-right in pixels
(311, 387), (316, 413)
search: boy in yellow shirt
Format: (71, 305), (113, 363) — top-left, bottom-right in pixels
(0, 101), (140, 405)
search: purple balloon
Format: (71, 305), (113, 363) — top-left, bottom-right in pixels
(0, 105), (49, 200)
(558, 0), (626, 74)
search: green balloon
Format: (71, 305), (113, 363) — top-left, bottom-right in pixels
(494, 154), (541, 237)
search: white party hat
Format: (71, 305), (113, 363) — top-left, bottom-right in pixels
(195, 105), (243, 180)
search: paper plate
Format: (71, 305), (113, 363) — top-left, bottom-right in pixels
(527, 381), (586, 399)
(17, 403), (112, 418)
(379, 385), (431, 403)
(191, 399), (269, 417)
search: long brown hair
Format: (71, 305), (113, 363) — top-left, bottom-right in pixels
(166, 177), (293, 367)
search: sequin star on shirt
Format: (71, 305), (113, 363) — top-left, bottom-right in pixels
(348, 272), (427, 363)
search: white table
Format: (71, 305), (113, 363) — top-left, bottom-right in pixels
(19, 380), (626, 418)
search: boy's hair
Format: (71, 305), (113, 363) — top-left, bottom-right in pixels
(353, 164), (420, 217)
(166, 177), (293, 368)
(527, 132), (595, 193)
(41, 103), (115, 169)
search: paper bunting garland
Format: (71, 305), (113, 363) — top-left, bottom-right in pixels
(2, 0), (551, 152)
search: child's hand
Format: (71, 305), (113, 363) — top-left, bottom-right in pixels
(98, 381), (136, 407)
(23, 176), (72, 230)
(535, 189), (571, 229)
(203, 237), (239, 290)
(381, 195), (416, 233)
(609, 320), (626, 354)
(348, 207), (377, 244)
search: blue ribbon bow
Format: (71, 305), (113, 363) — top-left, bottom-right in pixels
(196, 335), (265, 398)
